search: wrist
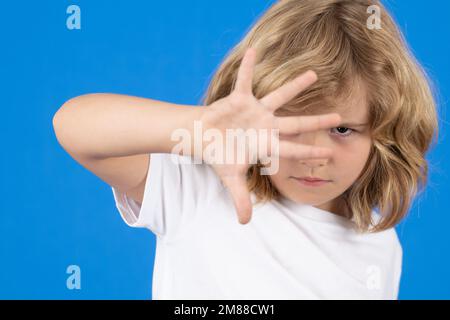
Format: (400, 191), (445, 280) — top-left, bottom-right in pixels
(168, 105), (209, 160)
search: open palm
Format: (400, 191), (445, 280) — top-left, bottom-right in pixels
(200, 47), (342, 224)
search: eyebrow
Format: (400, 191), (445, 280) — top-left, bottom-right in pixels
(339, 122), (368, 127)
(318, 104), (368, 128)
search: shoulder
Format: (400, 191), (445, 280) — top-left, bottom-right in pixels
(367, 210), (403, 254)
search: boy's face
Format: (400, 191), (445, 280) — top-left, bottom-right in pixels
(269, 82), (372, 217)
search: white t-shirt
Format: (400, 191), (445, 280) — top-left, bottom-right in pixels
(111, 153), (402, 300)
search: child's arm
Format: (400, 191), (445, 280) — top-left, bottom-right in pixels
(53, 48), (341, 225)
(52, 93), (206, 205)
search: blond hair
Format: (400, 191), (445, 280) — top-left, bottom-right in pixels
(200, 0), (440, 233)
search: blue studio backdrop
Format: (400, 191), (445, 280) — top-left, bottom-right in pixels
(1, 0), (449, 299)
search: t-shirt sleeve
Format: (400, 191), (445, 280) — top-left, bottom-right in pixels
(111, 153), (224, 241)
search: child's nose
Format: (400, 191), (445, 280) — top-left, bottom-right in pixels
(300, 158), (329, 168)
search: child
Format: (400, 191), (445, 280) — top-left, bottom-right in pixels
(53, 0), (439, 299)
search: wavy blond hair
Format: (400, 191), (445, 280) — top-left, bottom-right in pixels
(200, 0), (440, 233)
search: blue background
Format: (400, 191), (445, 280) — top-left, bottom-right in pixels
(0, 0), (449, 299)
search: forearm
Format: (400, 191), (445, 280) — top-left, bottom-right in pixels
(52, 93), (206, 159)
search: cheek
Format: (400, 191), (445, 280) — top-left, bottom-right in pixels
(334, 139), (372, 180)
(267, 159), (290, 188)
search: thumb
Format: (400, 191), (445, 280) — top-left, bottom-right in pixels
(223, 175), (253, 224)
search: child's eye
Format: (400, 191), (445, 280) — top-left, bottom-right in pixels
(330, 127), (355, 138)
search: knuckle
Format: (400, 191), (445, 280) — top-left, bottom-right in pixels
(271, 90), (283, 104)
(295, 118), (304, 132)
(316, 115), (322, 128)
(229, 92), (241, 105)
(229, 92), (247, 108)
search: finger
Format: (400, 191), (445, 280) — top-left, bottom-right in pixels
(260, 70), (318, 112)
(223, 175), (253, 224)
(276, 140), (333, 160)
(235, 47), (257, 94)
(276, 113), (341, 135)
